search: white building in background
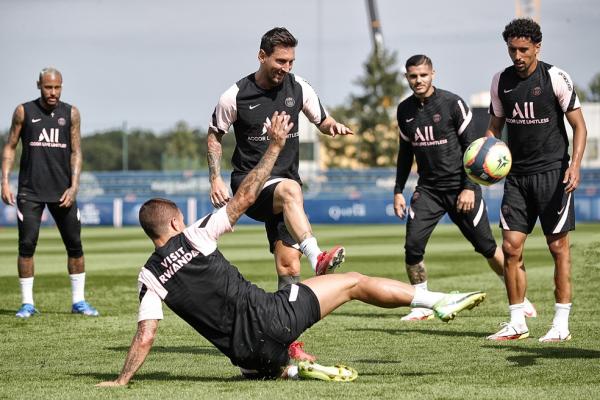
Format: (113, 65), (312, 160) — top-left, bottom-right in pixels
(470, 91), (600, 168)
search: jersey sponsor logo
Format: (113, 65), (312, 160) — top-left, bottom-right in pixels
(250, 117), (298, 142)
(506, 102), (549, 125)
(249, 104), (261, 110)
(285, 97), (295, 107)
(412, 126), (448, 147)
(58, 117), (67, 126)
(158, 246), (200, 284)
(31, 118), (42, 123)
(558, 71), (573, 91)
(29, 128), (67, 148)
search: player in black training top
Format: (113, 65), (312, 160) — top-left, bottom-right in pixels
(207, 28), (353, 361)
(394, 55), (534, 322)
(1, 68), (98, 318)
(97, 112), (486, 386)
(485, 19), (587, 342)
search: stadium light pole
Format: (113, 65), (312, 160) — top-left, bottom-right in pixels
(365, 0), (384, 57)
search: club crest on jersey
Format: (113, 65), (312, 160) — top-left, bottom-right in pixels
(58, 117), (67, 126)
(531, 87), (542, 96)
(285, 97), (295, 107)
(433, 114), (442, 123)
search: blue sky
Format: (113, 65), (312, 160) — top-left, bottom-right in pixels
(1, 0), (598, 133)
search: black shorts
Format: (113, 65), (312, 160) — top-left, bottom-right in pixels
(404, 186), (497, 265)
(500, 169), (575, 235)
(231, 175), (297, 253)
(238, 283), (321, 379)
(16, 197), (83, 258)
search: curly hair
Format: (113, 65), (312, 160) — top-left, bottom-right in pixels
(260, 27), (298, 55)
(502, 18), (542, 44)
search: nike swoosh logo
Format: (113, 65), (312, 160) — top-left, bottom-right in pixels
(503, 89), (514, 93)
(557, 205), (565, 215)
(249, 104), (261, 110)
(405, 117), (415, 122)
(32, 118), (41, 123)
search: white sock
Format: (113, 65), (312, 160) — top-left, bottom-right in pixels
(70, 272), (86, 304)
(19, 277), (34, 305)
(414, 281), (428, 291)
(286, 365), (299, 380)
(410, 286), (445, 309)
(299, 237), (321, 271)
(509, 303), (526, 327)
(552, 303), (572, 332)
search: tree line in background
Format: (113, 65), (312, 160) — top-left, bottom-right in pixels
(1, 64), (598, 171)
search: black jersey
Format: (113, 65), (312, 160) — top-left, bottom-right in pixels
(137, 207), (278, 368)
(18, 99), (72, 202)
(209, 73), (327, 184)
(395, 88), (479, 193)
(489, 61), (580, 175)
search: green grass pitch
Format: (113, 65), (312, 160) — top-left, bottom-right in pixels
(1, 223), (599, 399)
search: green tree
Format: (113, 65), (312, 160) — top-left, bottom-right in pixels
(588, 72), (600, 102)
(323, 49), (405, 168)
(82, 130), (123, 171)
(162, 121), (203, 170)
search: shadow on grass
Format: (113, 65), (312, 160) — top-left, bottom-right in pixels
(106, 345), (221, 356)
(330, 311), (400, 319)
(348, 327), (484, 339)
(358, 371), (438, 378)
(74, 371), (246, 383)
(482, 344), (600, 366)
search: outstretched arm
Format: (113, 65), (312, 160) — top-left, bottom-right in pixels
(1, 105), (24, 206)
(318, 116), (354, 137)
(96, 319), (159, 387)
(225, 112), (293, 226)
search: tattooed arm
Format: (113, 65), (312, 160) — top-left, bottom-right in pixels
(207, 128), (230, 208)
(59, 106), (82, 207)
(1, 105), (24, 206)
(225, 112), (293, 226)
(96, 319), (159, 387)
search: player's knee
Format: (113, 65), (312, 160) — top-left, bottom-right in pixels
(66, 242), (83, 258)
(478, 245), (497, 260)
(18, 240), (37, 257)
(501, 241), (521, 260)
(547, 234), (569, 256)
(277, 180), (303, 202)
(275, 253), (301, 276)
(344, 271), (367, 287)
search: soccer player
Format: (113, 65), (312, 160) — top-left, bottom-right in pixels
(96, 112), (486, 385)
(1, 67), (98, 318)
(485, 19), (587, 342)
(394, 55), (535, 321)
(207, 27), (353, 290)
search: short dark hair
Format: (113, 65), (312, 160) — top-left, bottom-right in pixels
(405, 54), (433, 70)
(260, 27), (298, 55)
(139, 198), (179, 240)
(502, 18), (542, 44)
